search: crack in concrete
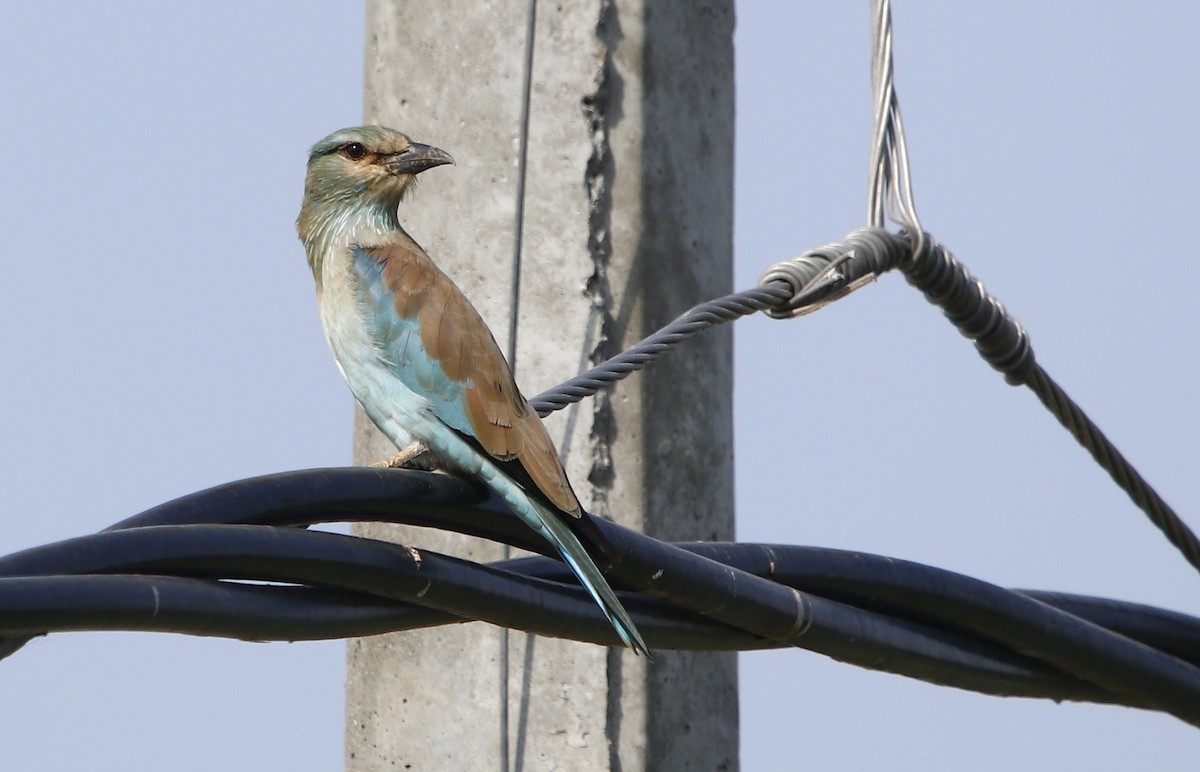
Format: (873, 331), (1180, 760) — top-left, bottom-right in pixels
(582, 0), (619, 520)
(583, 4), (627, 770)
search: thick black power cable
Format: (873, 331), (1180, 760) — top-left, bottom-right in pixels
(0, 522), (1168, 711)
(2, 469), (1199, 725)
(0, 525), (752, 650)
(99, 466), (1200, 682)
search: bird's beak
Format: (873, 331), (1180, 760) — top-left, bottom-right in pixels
(384, 143), (455, 176)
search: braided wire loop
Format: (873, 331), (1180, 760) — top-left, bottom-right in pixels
(899, 232), (1036, 386)
(532, 229), (905, 415)
(758, 227), (904, 319)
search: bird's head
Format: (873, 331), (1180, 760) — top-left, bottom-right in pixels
(297, 126), (454, 250)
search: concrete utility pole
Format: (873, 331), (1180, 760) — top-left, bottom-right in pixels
(347, 2), (736, 769)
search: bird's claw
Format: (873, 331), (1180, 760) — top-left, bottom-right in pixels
(371, 442), (440, 471)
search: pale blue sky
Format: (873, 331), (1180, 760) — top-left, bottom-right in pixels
(1, 3), (1198, 769)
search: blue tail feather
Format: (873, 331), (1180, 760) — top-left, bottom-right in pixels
(528, 497), (650, 656)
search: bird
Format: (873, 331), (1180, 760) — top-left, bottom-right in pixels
(296, 125), (648, 655)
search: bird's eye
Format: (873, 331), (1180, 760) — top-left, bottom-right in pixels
(342, 142), (367, 160)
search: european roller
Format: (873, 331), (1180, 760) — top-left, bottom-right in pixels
(296, 126), (648, 655)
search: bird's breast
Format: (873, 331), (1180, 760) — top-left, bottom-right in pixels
(317, 248), (377, 371)
(316, 245), (474, 445)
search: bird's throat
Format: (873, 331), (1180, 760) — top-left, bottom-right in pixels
(299, 199), (402, 281)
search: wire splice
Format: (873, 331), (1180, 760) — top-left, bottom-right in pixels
(899, 232), (1036, 385)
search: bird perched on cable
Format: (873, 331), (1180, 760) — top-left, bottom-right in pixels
(296, 126), (647, 655)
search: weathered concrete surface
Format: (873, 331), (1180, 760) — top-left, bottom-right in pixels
(348, 2), (736, 769)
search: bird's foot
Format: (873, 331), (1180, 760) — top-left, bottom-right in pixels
(371, 442), (440, 471)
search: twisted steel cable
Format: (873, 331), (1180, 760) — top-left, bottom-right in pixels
(530, 228), (905, 414)
(1025, 366), (1200, 571)
(899, 233), (1200, 575)
(529, 285), (788, 415)
(531, 219), (1200, 577)
(531, 0), (1199, 578)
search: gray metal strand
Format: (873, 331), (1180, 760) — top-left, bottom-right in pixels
(531, 228), (903, 415)
(1026, 365), (1200, 574)
(530, 286), (789, 415)
(896, 231), (1200, 576)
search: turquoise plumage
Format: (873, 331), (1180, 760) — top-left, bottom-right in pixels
(296, 126), (648, 655)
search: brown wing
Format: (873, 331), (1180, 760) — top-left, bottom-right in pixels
(365, 240), (584, 518)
